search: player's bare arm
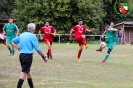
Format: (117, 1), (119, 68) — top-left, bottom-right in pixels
(16, 31), (19, 37)
(109, 28), (119, 31)
(102, 30), (106, 38)
(86, 28), (95, 32)
(51, 29), (56, 36)
(3, 30), (6, 35)
(38, 30), (43, 40)
(38, 51), (47, 63)
(11, 42), (20, 50)
(69, 29), (73, 41)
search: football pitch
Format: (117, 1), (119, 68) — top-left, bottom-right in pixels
(0, 43), (133, 88)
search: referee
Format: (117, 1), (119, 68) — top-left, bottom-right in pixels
(11, 23), (47, 88)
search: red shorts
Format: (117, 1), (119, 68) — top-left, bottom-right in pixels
(75, 35), (83, 46)
(44, 39), (53, 45)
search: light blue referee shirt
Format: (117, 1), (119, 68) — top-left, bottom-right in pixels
(11, 32), (41, 54)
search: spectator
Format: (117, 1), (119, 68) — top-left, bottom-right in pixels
(117, 31), (122, 45)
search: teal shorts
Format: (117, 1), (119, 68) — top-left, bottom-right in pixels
(6, 37), (14, 44)
(107, 42), (116, 50)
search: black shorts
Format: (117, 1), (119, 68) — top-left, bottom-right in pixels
(19, 53), (33, 73)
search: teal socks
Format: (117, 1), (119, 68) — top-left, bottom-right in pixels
(104, 54), (110, 61)
(12, 49), (15, 55)
(8, 47), (15, 55)
(8, 47), (12, 53)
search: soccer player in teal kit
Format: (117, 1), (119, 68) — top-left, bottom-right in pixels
(101, 24), (118, 63)
(3, 18), (19, 55)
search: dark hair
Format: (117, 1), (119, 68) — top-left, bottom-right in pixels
(44, 20), (49, 24)
(8, 17), (13, 20)
(104, 24), (109, 28)
(78, 18), (83, 22)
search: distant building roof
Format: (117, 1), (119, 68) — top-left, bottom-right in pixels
(114, 22), (133, 27)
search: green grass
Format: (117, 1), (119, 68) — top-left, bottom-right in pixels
(0, 43), (133, 88)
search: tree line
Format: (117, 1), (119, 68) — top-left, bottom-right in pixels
(0, 0), (133, 34)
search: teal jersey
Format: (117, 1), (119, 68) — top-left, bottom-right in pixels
(105, 30), (111, 43)
(110, 30), (117, 42)
(109, 26), (113, 29)
(109, 27), (117, 42)
(3, 23), (19, 38)
(105, 27), (117, 43)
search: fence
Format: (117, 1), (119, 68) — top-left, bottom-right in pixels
(36, 34), (101, 44)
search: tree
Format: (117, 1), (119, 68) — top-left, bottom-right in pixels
(48, 0), (72, 33)
(12, 0), (72, 33)
(12, 0), (105, 35)
(0, 0), (15, 19)
(12, 0), (51, 32)
(71, 0), (105, 34)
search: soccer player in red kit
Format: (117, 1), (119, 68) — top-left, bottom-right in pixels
(70, 18), (94, 62)
(38, 21), (56, 59)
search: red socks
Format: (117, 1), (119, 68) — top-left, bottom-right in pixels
(99, 48), (102, 51)
(4, 38), (6, 46)
(83, 38), (87, 46)
(77, 50), (82, 59)
(47, 49), (52, 56)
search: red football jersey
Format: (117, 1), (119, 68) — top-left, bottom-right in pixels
(72, 25), (87, 38)
(39, 26), (55, 40)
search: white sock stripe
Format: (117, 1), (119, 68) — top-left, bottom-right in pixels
(106, 54), (110, 55)
(112, 42), (116, 48)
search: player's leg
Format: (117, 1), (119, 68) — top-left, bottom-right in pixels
(17, 54), (33, 88)
(102, 48), (111, 63)
(96, 41), (107, 52)
(49, 41), (53, 59)
(75, 36), (83, 61)
(11, 41), (15, 55)
(10, 37), (16, 55)
(27, 71), (34, 88)
(4, 37), (6, 46)
(45, 39), (52, 59)
(96, 44), (107, 52)
(7, 37), (15, 56)
(109, 42), (116, 52)
(25, 54), (33, 87)
(77, 44), (83, 62)
(47, 43), (52, 59)
(17, 54), (26, 88)
(102, 42), (116, 63)
(97, 36), (106, 51)
(6, 37), (12, 55)
(44, 39), (50, 59)
(17, 72), (26, 88)
(82, 35), (88, 49)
